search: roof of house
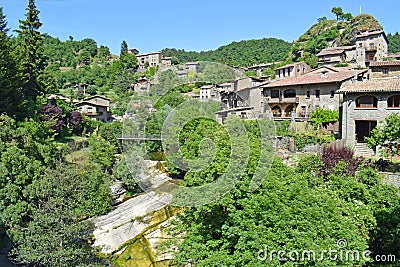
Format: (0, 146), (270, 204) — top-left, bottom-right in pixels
(369, 61), (400, 67)
(200, 85), (215, 89)
(387, 53), (400, 58)
(337, 78), (400, 93)
(356, 30), (385, 39)
(247, 62), (280, 70)
(76, 101), (109, 107)
(218, 82), (233, 87)
(136, 52), (162, 57)
(83, 95), (110, 102)
(317, 48), (346, 57)
(262, 70), (365, 89)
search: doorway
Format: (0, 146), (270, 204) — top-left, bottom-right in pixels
(355, 120), (377, 142)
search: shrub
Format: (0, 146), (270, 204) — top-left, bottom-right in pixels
(320, 145), (363, 178)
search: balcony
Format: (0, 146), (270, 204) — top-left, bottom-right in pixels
(365, 45), (377, 51)
(266, 97), (299, 104)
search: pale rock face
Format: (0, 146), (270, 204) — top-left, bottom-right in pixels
(92, 160), (178, 266)
(92, 191), (172, 254)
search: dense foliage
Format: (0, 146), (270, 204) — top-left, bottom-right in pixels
(366, 113), (400, 157)
(161, 38), (292, 67)
(169, 139), (400, 266)
(387, 32), (400, 54)
(310, 107), (340, 130)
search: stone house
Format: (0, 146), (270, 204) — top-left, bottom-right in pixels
(337, 78), (400, 149)
(260, 66), (367, 119)
(356, 30), (388, 68)
(199, 85), (220, 100)
(369, 61), (400, 79)
(275, 62), (311, 79)
(185, 62), (200, 73)
(317, 30), (388, 68)
(218, 77), (268, 115)
(247, 62), (280, 76)
(76, 95), (111, 122)
(317, 46), (356, 66)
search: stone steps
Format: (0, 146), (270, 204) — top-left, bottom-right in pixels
(354, 143), (375, 157)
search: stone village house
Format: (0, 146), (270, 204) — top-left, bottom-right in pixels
(338, 78), (400, 150)
(76, 95), (112, 122)
(260, 66), (367, 119)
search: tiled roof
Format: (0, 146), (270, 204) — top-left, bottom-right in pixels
(356, 30), (384, 38)
(369, 61), (400, 67)
(317, 48), (345, 57)
(337, 78), (400, 93)
(76, 101), (109, 107)
(387, 53), (400, 58)
(261, 70), (364, 88)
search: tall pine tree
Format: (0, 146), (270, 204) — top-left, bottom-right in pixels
(120, 40), (128, 59)
(16, 0), (46, 110)
(0, 7), (24, 118)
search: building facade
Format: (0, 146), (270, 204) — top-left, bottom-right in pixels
(275, 62), (311, 79)
(369, 61), (400, 79)
(76, 95), (111, 122)
(261, 67), (367, 118)
(338, 78), (400, 148)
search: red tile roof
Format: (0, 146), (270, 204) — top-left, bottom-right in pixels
(337, 78), (400, 93)
(262, 70), (365, 88)
(369, 61), (400, 67)
(317, 48), (345, 57)
(356, 30), (384, 38)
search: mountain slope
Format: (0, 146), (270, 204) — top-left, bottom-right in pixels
(161, 38), (292, 67)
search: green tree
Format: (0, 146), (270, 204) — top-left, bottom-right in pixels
(0, 7), (24, 119)
(16, 0), (46, 106)
(365, 113), (400, 157)
(120, 40), (128, 58)
(331, 7), (344, 21)
(310, 107), (339, 130)
(387, 32), (400, 54)
(10, 162), (111, 266)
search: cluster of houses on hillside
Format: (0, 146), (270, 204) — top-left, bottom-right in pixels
(49, 29), (400, 156)
(193, 30), (400, 155)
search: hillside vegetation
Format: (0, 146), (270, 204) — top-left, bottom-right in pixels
(161, 38), (292, 67)
(291, 14), (383, 67)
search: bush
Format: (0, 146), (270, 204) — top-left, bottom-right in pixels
(292, 131), (335, 149)
(320, 145), (363, 178)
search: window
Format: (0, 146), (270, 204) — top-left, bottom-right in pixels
(388, 95), (400, 108)
(283, 89), (296, 98)
(356, 95), (377, 108)
(271, 105), (282, 117)
(306, 91), (310, 98)
(316, 90), (320, 98)
(330, 90), (335, 98)
(382, 69), (389, 75)
(271, 90), (280, 98)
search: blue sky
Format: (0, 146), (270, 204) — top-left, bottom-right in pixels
(0, 0), (399, 55)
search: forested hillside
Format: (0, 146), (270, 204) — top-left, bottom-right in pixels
(388, 32), (400, 54)
(161, 38), (292, 67)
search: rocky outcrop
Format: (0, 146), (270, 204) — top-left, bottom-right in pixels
(92, 161), (180, 266)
